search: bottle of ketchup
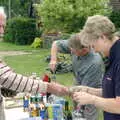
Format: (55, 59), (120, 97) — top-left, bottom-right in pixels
(42, 74), (51, 101)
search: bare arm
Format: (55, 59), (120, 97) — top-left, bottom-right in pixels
(73, 92), (120, 114)
(94, 96), (120, 114)
(87, 87), (102, 96)
(50, 40), (71, 72)
(70, 86), (102, 97)
(50, 41), (58, 72)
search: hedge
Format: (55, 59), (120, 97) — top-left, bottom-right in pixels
(4, 17), (38, 45)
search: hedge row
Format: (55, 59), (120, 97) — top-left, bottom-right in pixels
(109, 10), (120, 31)
(4, 17), (39, 45)
(4, 10), (120, 46)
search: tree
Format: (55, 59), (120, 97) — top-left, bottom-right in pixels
(35, 0), (111, 33)
(0, 0), (36, 18)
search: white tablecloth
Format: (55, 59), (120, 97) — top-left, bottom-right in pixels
(5, 107), (29, 120)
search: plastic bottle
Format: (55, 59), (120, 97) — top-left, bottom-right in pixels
(23, 93), (29, 112)
(29, 96), (39, 117)
(64, 101), (72, 120)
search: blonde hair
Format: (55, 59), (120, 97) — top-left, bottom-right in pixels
(82, 15), (116, 45)
(114, 31), (120, 38)
(78, 30), (95, 47)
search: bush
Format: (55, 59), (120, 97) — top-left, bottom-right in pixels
(31, 37), (43, 48)
(60, 33), (71, 40)
(109, 10), (120, 30)
(36, 28), (43, 37)
(4, 17), (37, 45)
(4, 19), (16, 43)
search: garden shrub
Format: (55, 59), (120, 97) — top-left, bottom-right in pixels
(109, 10), (120, 31)
(4, 17), (37, 45)
(31, 37), (43, 48)
(60, 33), (71, 40)
(4, 19), (16, 43)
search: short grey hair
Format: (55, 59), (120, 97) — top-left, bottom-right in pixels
(68, 33), (86, 50)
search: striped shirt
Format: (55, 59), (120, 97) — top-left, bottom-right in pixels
(0, 60), (47, 98)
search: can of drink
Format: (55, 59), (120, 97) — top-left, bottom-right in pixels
(23, 94), (29, 112)
(29, 104), (39, 117)
(53, 104), (63, 120)
(46, 104), (63, 120)
(46, 104), (53, 119)
(40, 109), (46, 119)
(55, 99), (66, 110)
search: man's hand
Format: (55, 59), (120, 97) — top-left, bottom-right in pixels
(49, 60), (57, 72)
(47, 82), (69, 96)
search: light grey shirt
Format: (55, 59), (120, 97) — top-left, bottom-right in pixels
(56, 40), (104, 87)
(56, 40), (104, 120)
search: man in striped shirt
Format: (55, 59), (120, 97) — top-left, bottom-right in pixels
(0, 60), (68, 120)
(0, 9), (68, 120)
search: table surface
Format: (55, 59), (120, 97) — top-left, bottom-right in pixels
(5, 107), (29, 120)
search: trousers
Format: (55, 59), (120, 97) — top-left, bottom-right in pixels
(0, 97), (5, 120)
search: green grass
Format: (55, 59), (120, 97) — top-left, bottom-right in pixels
(4, 49), (73, 84)
(0, 42), (32, 51)
(0, 41), (73, 84)
(0, 41), (103, 120)
(4, 50), (50, 76)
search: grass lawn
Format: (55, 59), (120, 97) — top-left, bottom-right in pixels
(0, 41), (103, 120)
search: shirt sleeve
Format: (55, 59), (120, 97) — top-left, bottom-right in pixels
(0, 61), (47, 94)
(56, 40), (71, 54)
(79, 63), (104, 88)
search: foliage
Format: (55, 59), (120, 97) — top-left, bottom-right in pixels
(31, 37), (43, 48)
(0, 0), (36, 18)
(109, 10), (120, 30)
(35, 0), (111, 33)
(36, 27), (44, 37)
(60, 33), (72, 40)
(4, 17), (37, 45)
